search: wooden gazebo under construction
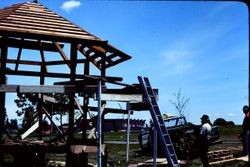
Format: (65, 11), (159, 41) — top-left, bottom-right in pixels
(0, 1), (149, 167)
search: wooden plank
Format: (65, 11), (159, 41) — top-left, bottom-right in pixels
(19, 85), (75, 93)
(8, 16), (77, 28)
(20, 121), (39, 140)
(0, 84), (75, 93)
(3, 19), (82, 33)
(0, 22), (88, 36)
(70, 144), (106, 154)
(0, 84), (18, 92)
(8, 14), (72, 25)
(15, 9), (60, 18)
(74, 97), (84, 115)
(99, 93), (143, 102)
(38, 94), (57, 103)
(0, 25), (100, 42)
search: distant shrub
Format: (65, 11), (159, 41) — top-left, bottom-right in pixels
(213, 118), (235, 126)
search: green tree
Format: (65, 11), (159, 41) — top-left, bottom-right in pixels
(15, 93), (38, 129)
(14, 93), (70, 129)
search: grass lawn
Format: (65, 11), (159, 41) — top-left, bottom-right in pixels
(3, 125), (246, 166)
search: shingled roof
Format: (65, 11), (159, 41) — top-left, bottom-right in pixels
(0, 2), (131, 69)
(0, 2), (104, 44)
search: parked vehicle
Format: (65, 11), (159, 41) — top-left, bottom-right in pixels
(138, 116), (220, 160)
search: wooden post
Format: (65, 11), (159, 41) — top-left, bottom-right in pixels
(0, 36), (8, 165)
(37, 41), (46, 167)
(82, 54), (90, 139)
(66, 42), (77, 167)
(38, 40), (46, 140)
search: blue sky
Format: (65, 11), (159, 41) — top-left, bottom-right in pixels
(0, 1), (248, 125)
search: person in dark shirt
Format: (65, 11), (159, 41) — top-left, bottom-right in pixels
(242, 105), (250, 165)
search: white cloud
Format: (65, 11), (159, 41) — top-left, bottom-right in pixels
(61, 0), (81, 13)
(228, 112), (236, 117)
(160, 49), (194, 75)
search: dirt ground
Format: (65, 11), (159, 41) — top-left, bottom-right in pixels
(128, 135), (245, 166)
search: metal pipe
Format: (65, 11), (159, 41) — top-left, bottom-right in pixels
(97, 80), (102, 167)
(126, 109), (131, 162)
(153, 125), (157, 167)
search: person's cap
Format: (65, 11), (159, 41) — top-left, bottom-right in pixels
(200, 114), (209, 121)
(243, 105), (249, 112)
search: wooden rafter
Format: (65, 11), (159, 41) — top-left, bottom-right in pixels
(52, 41), (70, 68)
(78, 43), (131, 70)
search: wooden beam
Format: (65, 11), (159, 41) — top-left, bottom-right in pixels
(54, 75), (123, 83)
(127, 102), (149, 111)
(8, 59), (85, 66)
(4, 69), (123, 82)
(7, 59), (41, 66)
(0, 84), (75, 93)
(45, 59), (85, 66)
(0, 29), (108, 45)
(0, 38), (64, 52)
(5, 69), (86, 79)
(88, 106), (130, 115)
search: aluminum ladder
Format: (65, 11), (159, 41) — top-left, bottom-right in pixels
(138, 76), (180, 167)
